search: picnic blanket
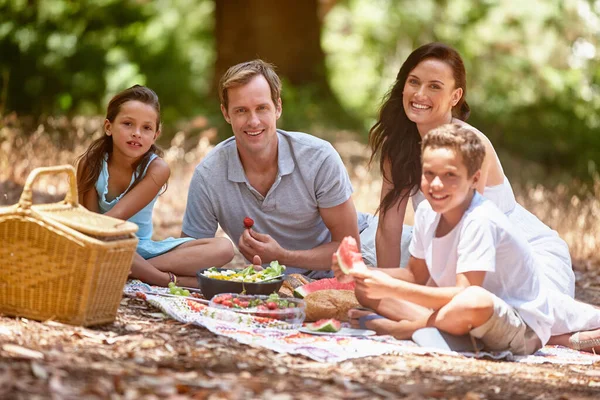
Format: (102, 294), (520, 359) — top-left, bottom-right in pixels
(124, 281), (599, 365)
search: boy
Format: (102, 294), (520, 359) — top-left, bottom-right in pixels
(340, 124), (600, 355)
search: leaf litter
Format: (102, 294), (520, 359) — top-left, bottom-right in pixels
(0, 285), (598, 399)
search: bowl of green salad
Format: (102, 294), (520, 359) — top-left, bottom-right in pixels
(197, 261), (286, 299)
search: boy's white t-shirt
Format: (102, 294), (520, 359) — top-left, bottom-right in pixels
(409, 193), (554, 345)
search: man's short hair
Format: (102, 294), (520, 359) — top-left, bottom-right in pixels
(219, 59), (282, 110)
(422, 124), (486, 177)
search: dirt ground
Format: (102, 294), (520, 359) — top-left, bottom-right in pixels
(0, 279), (599, 400)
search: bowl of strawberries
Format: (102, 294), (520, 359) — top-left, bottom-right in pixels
(209, 293), (306, 327)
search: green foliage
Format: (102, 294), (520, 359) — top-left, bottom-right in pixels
(0, 0), (150, 115)
(0, 0), (214, 130)
(323, 0), (600, 177)
(1, 0), (599, 177)
(277, 80), (362, 134)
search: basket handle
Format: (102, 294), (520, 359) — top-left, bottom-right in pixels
(19, 165), (79, 210)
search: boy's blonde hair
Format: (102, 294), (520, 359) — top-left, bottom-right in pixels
(219, 59), (281, 110)
(422, 124), (486, 177)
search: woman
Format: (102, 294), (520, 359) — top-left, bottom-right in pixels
(354, 42), (575, 330)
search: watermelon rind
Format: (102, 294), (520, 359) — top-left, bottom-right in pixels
(307, 318), (342, 333)
(293, 286), (309, 298)
(293, 278), (355, 298)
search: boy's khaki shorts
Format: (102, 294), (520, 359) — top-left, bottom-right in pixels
(469, 294), (542, 355)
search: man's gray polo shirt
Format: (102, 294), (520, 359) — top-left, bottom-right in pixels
(182, 129), (353, 274)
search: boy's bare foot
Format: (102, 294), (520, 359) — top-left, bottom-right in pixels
(347, 308), (395, 335)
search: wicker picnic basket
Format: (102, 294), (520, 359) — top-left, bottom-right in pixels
(0, 165), (139, 326)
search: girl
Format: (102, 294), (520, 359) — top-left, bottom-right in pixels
(76, 85), (234, 288)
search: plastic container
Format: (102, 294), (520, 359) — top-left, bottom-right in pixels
(209, 293), (305, 328)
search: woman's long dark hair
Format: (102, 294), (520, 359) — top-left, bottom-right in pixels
(75, 85), (164, 199)
(369, 42), (471, 214)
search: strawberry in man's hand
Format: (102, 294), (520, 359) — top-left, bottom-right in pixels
(243, 216), (254, 229)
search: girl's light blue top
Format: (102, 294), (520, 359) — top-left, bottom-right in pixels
(95, 153), (194, 259)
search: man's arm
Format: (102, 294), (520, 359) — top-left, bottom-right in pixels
(180, 168), (219, 239)
(239, 145), (358, 269)
(240, 198), (359, 270)
(287, 197), (359, 269)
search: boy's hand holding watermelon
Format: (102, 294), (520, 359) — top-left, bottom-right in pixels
(331, 253), (354, 284)
(332, 236), (368, 283)
(352, 268), (398, 300)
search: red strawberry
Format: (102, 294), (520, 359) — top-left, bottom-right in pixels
(243, 217), (254, 229)
(222, 300), (233, 307)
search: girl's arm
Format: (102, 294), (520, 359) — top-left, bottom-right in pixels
(81, 188), (100, 213)
(376, 158), (411, 268)
(106, 158), (170, 221)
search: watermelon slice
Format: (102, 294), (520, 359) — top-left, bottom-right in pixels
(335, 236), (367, 274)
(293, 277), (355, 298)
(306, 318), (342, 333)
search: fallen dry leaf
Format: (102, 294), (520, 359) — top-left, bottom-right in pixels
(2, 344), (44, 360)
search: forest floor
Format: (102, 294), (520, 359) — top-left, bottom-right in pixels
(0, 283), (599, 400)
(1, 121), (600, 399)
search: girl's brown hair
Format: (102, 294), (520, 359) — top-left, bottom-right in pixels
(75, 85), (164, 199)
(369, 42), (470, 214)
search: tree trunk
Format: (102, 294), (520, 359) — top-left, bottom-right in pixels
(214, 0), (329, 92)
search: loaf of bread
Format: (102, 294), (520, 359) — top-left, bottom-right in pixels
(304, 289), (359, 322)
(278, 282), (294, 298)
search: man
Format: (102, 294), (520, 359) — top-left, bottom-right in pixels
(182, 59), (361, 277)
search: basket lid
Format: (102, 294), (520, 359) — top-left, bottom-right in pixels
(33, 204), (139, 237)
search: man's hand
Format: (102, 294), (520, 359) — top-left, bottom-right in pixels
(238, 228), (285, 264)
(352, 268), (398, 300)
(252, 255), (263, 271)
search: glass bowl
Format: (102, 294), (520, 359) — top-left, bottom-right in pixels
(209, 293), (305, 327)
